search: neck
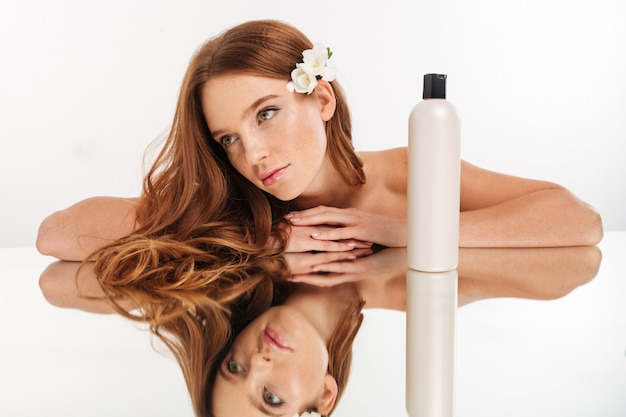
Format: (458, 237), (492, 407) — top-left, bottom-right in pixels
(293, 156), (355, 210)
(283, 284), (359, 344)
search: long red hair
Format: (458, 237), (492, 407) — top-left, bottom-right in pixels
(88, 19), (365, 417)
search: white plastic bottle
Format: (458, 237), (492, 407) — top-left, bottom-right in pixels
(407, 73), (461, 272)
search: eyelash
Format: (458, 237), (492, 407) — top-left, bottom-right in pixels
(258, 107), (279, 122)
(264, 389), (284, 407)
(225, 359), (243, 373)
(216, 107), (279, 148)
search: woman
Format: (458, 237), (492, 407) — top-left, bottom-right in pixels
(34, 18), (603, 417)
(37, 20), (602, 262)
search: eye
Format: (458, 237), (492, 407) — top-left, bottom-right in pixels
(226, 359), (244, 374)
(258, 107), (278, 122)
(263, 389), (284, 407)
(219, 135), (238, 147)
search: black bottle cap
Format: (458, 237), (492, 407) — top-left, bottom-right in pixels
(423, 73), (447, 99)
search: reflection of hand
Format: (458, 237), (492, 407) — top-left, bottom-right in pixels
(289, 247), (407, 287)
(283, 248), (373, 276)
(285, 222), (373, 252)
(285, 205), (407, 248)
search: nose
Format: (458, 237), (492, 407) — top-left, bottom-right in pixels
(250, 349), (273, 370)
(242, 134), (270, 166)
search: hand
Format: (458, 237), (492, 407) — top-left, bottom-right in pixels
(285, 222), (373, 253)
(289, 247), (407, 287)
(286, 205), (407, 248)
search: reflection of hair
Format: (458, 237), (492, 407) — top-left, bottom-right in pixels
(93, 246), (291, 417)
(326, 298), (366, 415)
(88, 19), (364, 417)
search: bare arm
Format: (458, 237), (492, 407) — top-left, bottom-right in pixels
(283, 160), (603, 248)
(36, 196), (139, 261)
(459, 161), (604, 247)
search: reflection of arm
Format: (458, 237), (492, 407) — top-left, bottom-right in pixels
(36, 196), (139, 261)
(39, 261), (134, 314)
(457, 246), (602, 306)
(459, 161), (603, 247)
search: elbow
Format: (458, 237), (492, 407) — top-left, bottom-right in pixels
(584, 208), (604, 246)
(36, 215), (58, 257)
(551, 187), (604, 247)
(555, 186), (604, 246)
(36, 212), (78, 260)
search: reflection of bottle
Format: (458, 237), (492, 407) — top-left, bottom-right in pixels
(406, 269), (457, 417)
(407, 74), (461, 272)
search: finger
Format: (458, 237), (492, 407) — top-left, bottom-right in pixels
(287, 208), (357, 226)
(311, 229), (373, 246)
(305, 238), (362, 252)
(289, 272), (355, 287)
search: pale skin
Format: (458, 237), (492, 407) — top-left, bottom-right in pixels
(36, 74), (603, 261)
(202, 74), (603, 248)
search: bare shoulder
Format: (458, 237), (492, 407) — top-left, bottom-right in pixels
(358, 147), (408, 186)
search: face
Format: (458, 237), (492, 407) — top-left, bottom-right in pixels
(211, 305), (337, 417)
(201, 74), (336, 202)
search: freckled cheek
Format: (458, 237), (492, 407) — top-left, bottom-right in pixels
(227, 153), (256, 181)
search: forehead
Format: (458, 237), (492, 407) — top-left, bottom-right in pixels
(201, 74), (292, 128)
(202, 74), (288, 105)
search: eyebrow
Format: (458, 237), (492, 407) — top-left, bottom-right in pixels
(218, 363), (286, 417)
(209, 94), (279, 139)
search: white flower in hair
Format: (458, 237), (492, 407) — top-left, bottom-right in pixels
(302, 42), (336, 81)
(288, 65), (319, 95)
(286, 43), (336, 95)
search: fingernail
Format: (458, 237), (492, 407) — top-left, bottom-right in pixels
(310, 232), (321, 237)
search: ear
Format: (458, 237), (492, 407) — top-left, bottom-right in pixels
(316, 373), (338, 416)
(314, 80), (337, 122)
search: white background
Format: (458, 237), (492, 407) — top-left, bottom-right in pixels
(1, 0), (625, 248)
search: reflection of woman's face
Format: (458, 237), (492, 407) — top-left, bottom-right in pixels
(211, 305), (335, 416)
(201, 74), (332, 202)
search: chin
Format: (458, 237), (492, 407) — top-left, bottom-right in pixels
(270, 188), (302, 202)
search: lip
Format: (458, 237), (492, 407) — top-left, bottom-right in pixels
(263, 327), (292, 351)
(259, 165), (289, 187)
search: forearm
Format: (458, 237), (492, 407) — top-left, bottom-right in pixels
(459, 188), (603, 248)
(36, 196), (139, 261)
